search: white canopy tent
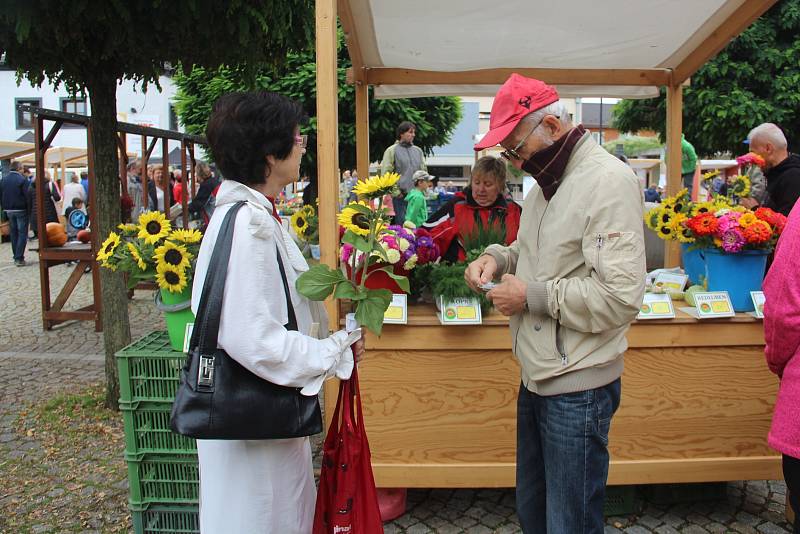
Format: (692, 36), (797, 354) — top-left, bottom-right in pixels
(314, 0), (776, 273)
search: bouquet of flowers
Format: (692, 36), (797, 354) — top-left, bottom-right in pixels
(291, 203), (319, 245)
(96, 211), (203, 293)
(296, 172), (411, 335)
(644, 188), (786, 253)
(340, 224), (440, 276)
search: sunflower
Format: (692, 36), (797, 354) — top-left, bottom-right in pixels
(338, 202), (375, 237)
(351, 172), (401, 199)
(127, 243), (148, 270)
(655, 221), (675, 240)
(170, 228), (203, 244)
(291, 209), (310, 238)
(656, 207), (674, 227)
(156, 264), (188, 293)
(138, 211), (172, 245)
(117, 223), (138, 235)
(97, 232), (121, 263)
(154, 241), (192, 270)
(691, 201), (715, 217)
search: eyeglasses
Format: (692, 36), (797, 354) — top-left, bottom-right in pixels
(295, 134), (308, 149)
(500, 115), (559, 161)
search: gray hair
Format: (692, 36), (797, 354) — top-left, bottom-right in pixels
(9, 160), (22, 171)
(521, 101), (573, 131)
(747, 123), (787, 149)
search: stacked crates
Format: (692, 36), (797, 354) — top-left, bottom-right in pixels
(117, 331), (199, 534)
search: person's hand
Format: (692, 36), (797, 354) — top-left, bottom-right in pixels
(740, 197), (759, 209)
(465, 255), (498, 293)
(487, 274), (528, 316)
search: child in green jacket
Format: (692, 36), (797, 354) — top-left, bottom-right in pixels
(404, 170), (432, 227)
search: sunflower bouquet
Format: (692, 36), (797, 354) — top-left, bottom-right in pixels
(96, 211), (203, 294)
(296, 172), (408, 335)
(644, 188), (786, 253)
(290, 204), (319, 245)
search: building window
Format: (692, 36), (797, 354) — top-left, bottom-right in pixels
(60, 97), (88, 128)
(169, 104), (179, 131)
(15, 98), (42, 129)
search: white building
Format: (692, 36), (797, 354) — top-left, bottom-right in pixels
(0, 67), (182, 161)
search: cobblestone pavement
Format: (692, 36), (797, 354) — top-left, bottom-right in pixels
(0, 240), (795, 532)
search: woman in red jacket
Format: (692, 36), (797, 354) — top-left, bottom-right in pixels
(424, 156), (521, 263)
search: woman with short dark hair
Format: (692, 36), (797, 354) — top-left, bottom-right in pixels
(193, 91), (363, 533)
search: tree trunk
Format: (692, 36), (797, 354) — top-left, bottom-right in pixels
(87, 76), (131, 410)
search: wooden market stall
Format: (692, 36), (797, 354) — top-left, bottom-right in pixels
(313, 0), (782, 490)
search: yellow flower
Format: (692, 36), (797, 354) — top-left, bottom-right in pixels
(738, 212), (758, 228)
(656, 207), (674, 227)
(729, 175), (751, 198)
(291, 209), (310, 238)
(351, 172), (400, 199)
(154, 241), (192, 271)
(691, 201), (715, 217)
(138, 211), (171, 245)
(117, 223), (138, 235)
(97, 232), (121, 263)
(655, 221), (676, 241)
(100, 259), (117, 271)
(127, 243), (148, 270)
(170, 228), (203, 244)
(338, 201), (374, 237)
(156, 264), (188, 293)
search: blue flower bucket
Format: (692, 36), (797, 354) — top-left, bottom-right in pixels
(702, 249), (769, 312)
(680, 243), (706, 286)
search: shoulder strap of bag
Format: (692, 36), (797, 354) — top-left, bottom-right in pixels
(275, 242), (298, 331)
(190, 201), (246, 355)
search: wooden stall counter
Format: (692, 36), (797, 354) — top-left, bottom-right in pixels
(327, 303), (781, 488)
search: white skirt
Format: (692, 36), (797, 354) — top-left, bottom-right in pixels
(198, 437), (316, 533)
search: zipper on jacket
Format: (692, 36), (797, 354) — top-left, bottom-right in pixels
(556, 323), (568, 366)
(595, 233), (604, 279)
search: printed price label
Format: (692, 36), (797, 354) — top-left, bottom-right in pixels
(637, 293), (675, 320)
(383, 294), (408, 324)
(439, 296), (482, 325)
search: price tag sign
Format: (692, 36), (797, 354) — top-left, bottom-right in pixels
(383, 294), (408, 324)
(653, 272), (689, 292)
(183, 323), (194, 353)
(679, 292), (736, 319)
(750, 291), (765, 319)
(637, 293), (675, 320)
(439, 296), (482, 325)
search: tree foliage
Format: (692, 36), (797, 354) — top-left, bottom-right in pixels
(172, 32), (463, 178)
(0, 0), (314, 408)
(613, 0), (800, 156)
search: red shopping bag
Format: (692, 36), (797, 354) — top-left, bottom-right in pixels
(313, 365), (384, 534)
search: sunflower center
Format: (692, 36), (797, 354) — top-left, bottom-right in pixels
(164, 249), (184, 266)
(104, 242), (114, 253)
(146, 221), (162, 235)
(352, 213), (370, 230)
(164, 271), (180, 285)
(297, 217), (306, 226)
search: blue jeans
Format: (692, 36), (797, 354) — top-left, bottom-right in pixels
(6, 210), (29, 262)
(392, 195), (407, 225)
(516, 378), (621, 534)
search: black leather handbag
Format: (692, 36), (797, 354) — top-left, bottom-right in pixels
(170, 201), (323, 440)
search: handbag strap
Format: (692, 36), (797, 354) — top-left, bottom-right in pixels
(190, 201), (246, 355)
(275, 241), (298, 331)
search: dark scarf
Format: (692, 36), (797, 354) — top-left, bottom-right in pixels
(521, 124), (587, 200)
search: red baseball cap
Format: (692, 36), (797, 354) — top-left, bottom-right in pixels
(474, 73), (559, 151)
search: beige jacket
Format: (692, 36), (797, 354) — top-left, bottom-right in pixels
(485, 133), (646, 396)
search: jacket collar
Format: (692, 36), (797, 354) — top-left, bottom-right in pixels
(215, 180), (281, 239)
(562, 130), (594, 179)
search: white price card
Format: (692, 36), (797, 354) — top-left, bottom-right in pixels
(438, 296), (482, 325)
(383, 294), (408, 324)
(679, 292), (736, 319)
(653, 272), (689, 292)
(637, 293), (675, 320)
(750, 291), (765, 319)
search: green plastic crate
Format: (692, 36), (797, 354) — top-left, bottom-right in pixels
(120, 400), (196, 455)
(643, 482), (727, 505)
(604, 485), (640, 516)
(126, 453), (199, 506)
(131, 503), (199, 534)
(117, 331), (186, 403)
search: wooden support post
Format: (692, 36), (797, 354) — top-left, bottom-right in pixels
(86, 121), (102, 331)
(664, 83), (683, 268)
(180, 139), (188, 228)
(34, 116), (52, 330)
(161, 137), (169, 219)
(355, 79), (370, 181)
(316, 0), (339, 330)
(141, 135), (149, 210)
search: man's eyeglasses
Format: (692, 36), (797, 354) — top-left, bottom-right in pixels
(295, 134), (308, 149)
(500, 115), (559, 161)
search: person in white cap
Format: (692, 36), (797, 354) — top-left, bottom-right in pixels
(465, 73), (646, 533)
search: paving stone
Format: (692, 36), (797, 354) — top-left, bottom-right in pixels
(704, 522), (729, 534)
(680, 526), (709, 534)
(654, 526), (681, 534)
(624, 526), (652, 534)
(729, 521), (759, 534)
(404, 523), (433, 534)
(638, 515), (664, 529)
(756, 522), (791, 534)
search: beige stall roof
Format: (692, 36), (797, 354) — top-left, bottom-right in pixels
(0, 140), (35, 160)
(340, 0), (775, 98)
(16, 146), (88, 167)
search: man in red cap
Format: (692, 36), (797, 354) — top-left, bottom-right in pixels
(466, 73), (646, 533)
